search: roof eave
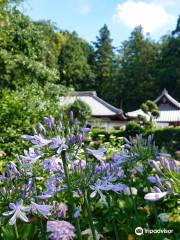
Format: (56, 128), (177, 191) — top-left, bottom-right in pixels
(154, 89), (180, 109)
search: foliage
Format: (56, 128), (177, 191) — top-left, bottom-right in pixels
(0, 7), (60, 89)
(67, 99), (92, 122)
(93, 24), (115, 100)
(1, 2), (180, 111)
(1, 1), (180, 111)
(137, 100), (160, 129)
(43, 82), (74, 99)
(141, 100), (160, 121)
(0, 49), (59, 88)
(157, 18), (180, 102)
(125, 121), (144, 136)
(146, 127), (180, 154)
(114, 26), (160, 110)
(58, 32), (95, 90)
(0, 83), (68, 156)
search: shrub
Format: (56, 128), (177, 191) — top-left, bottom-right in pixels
(0, 83), (69, 157)
(67, 99), (92, 122)
(124, 121), (144, 136)
(146, 127), (180, 154)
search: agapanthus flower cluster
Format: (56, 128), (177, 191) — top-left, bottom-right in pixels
(124, 134), (158, 160)
(0, 113), (90, 238)
(1, 110), (175, 239)
(145, 153), (180, 201)
(47, 220), (75, 240)
(2, 199), (52, 225)
(86, 147), (129, 202)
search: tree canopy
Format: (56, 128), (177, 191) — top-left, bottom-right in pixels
(1, 1), (180, 112)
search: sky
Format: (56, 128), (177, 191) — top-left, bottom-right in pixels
(22, 0), (180, 46)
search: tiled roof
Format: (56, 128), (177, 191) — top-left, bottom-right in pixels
(126, 109), (180, 123)
(59, 91), (126, 119)
(126, 109), (148, 118)
(156, 110), (180, 123)
(127, 89), (180, 123)
(154, 88), (180, 110)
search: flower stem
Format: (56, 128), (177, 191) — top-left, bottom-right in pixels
(107, 195), (119, 240)
(40, 220), (46, 240)
(14, 224), (19, 239)
(61, 151), (82, 240)
(84, 192), (97, 240)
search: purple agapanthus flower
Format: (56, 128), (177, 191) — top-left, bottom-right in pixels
(21, 134), (51, 147)
(1, 186), (7, 197)
(73, 207), (81, 218)
(148, 160), (162, 174)
(44, 116), (55, 129)
(21, 178), (34, 198)
(2, 200), (30, 225)
(43, 156), (64, 173)
(94, 164), (103, 174)
(72, 159), (86, 172)
(82, 127), (90, 134)
(38, 194), (53, 200)
(90, 179), (111, 201)
(144, 191), (169, 202)
(112, 152), (129, 165)
(38, 122), (46, 134)
(47, 220), (75, 240)
(38, 177), (66, 200)
(109, 183), (128, 194)
(56, 203), (68, 218)
(159, 158), (180, 173)
(31, 201), (53, 218)
(67, 134), (75, 147)
(8, 161), (20, 177)
(147, 176), (157, 183)
(86, 148), (106, 160)
(50, 137), (68, 154)
(135, 165), (144, 174)
(20, 148), (43, 165)
(69, 111), (74, 122)
(76, 134), (83, 146)
(102, 173), (117, 183)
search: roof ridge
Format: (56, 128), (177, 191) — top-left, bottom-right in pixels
(75, 91), (97, 97)
(154, 89), (180, 109)
(94, 96), (119, 112)
(75, 91), (126, 119)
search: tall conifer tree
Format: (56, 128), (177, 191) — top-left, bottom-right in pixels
(93, 24), (115, 98)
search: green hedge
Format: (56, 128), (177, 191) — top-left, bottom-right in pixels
(91, 127), (180, 153)
(146, 127), (180, 153)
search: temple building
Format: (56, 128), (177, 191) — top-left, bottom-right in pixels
(127, 89), (180, 127)
(60, 91), (126, 129)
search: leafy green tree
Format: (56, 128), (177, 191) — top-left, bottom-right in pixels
(141, 100), (159, 121)
(44, 82), (74, 99)
(0, 8), (59, 89)
(138, 100), (160, 128)
(58, 32), (95, 90)
(34, 21), (67, 69)
(116, 26), (159, 111)
(157, 16), (180, 101)
(93, 24), (115, 98)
